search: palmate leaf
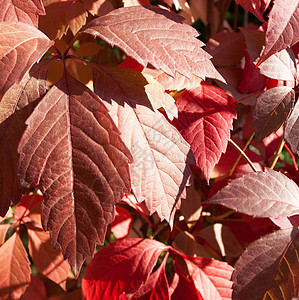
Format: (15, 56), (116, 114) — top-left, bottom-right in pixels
(232, 226), (299, 300)
(81, 5), (224, 82)
(17, 74), (132, 276)
(206, 169), (299, 219)
(0, 0), (45, 26)
(172, 82), (237, 183)
(0, 22), (52, 97)
(91, 64), (195, 225)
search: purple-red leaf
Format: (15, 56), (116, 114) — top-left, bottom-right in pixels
(172, 82), (237, 183)
(0, 61), (50, 216)
(253, 86), (295, 144)
(82, 238), (169, 300)
(235, 0), (270, 22)
(0, 0), (45, 27)
(92, 65), (195, 226)
(82, 5), (224, 82)
(0, 22), (52, 97)
(17, 74), (132, 276)
(259, 0), (299, 63)
(232, 226), (299, 300)
(285, 99), (299, 155)
(206, 169), (299, 219)
(0, 232), (31, 299)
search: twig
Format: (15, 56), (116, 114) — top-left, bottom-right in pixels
(270, 136), (285, 169)
(228, 132), (255, 177)
(236, 91), (264, 104)
(229, 139), (258, 172)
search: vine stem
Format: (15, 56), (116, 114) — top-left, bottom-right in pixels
(229, 138), (258, 172)
(236, 91), (264, 104)
(270, 136), (285, 169)
(228, 132), (255, 177)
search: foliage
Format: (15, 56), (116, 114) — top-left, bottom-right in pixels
(0, 0), (298, 299)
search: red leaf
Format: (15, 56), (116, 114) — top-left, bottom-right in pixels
(21, 276), (47, 300)
(253, 86), (295, 143)
(0, 0), (45, 27)
(82, 5), (224, 82)
(0, 60), (50, 216)
(111, 206), (132, 240)
(92, 65), (195, 225)
(235, 0), (269, 22)
(183, 255), (234, 299)
(0, 232), (31, 299)
(206, 169), (299, 219)
(0, 22), (52, 97)
(132, 254), (170, 300)
(27, 224), (69, 289)
(172, 82), (237, 183)
(232, 226), (299, 299)
(285, 99), (299, 155)
(82, 238), (169, 300)
(259, 0), (299, 63)
(17, 74), (132, 275)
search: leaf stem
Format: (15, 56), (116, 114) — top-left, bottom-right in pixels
(228, 132), (255, 177)
(229, 138), (258, 172)
(236, 91), (264, 104)
(270, 136), (285, 169)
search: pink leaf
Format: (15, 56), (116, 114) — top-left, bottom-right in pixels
(82, 238), (169, 300)
(0, 23), (52, 97)
(285, 99), (299, 155)
(0, 0), (45, 27)
(206, 169), (299, 218)
(232, 227), (299, 299)
(0, 232), (31, 299)
(17, 74), (132, 276)
(81, 5), (224, 82)
(27, 224), (69, 289)
(92, 64), (195, 226)
(111, 206), (132, 240)
(172, 82), (237, 183)
(259, 0), (299, 63)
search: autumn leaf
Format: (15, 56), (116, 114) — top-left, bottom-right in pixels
(285, 99), (299, 156)
(206, 169), (299, 218)
(26, 224), (69, 289)
(232, 226), (299, 300)
(0, 232), (31, 299)
(259, 0), (299, 63)
(253, 86), (295, 143)
(0, 60), (50, 216)
(81, 5), (224, 82)
(17, 74), (132, 275)
(0, 0), (45, 26)
(172, 82), (237, 183)
(92, 64), (195, 225)
(82, 238), (169, 299)
(111, 206), (132, 240)
(0, 22), (52, 97)
(235, 0), (269, 22)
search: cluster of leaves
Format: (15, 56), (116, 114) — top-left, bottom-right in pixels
(0, 0), (298, 299)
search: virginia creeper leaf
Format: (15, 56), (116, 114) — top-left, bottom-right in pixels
(0, 232), (31, 299)
(260, 0), (299, 63)
(0, 224), (9, 246)
(0, 22), (52, 97)
(92, 64), (195, 225)
(0, 0), (45, 27)
(285, 99), (299, 155)
(172, 82), (237, 183)
(232, 226), (299, 300)
(183, 255), (234, 299)
(0, 60), (50, 216)
(27, 224), (69, 289)
(111, 206), (132, 240)
(206, 169), (299, 218)
(235, 0), (268, 22)
(81, 5), (224, 82)
(253, 86), (295, 143)
(17, 75), (132, 275)
(82, 238), (169, 300)
(132, 255), (170, 300)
